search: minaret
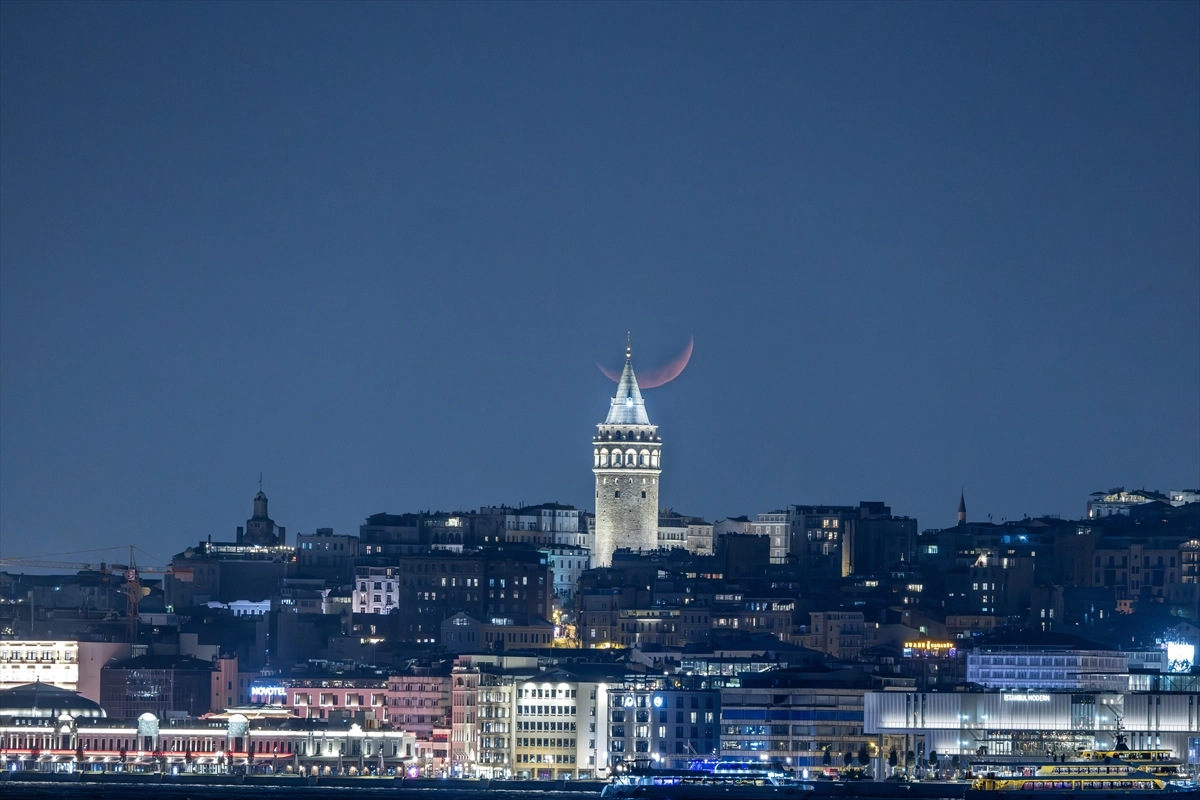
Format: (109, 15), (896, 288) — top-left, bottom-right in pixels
(957, 490), (967, 526)
(592, 335), (662, 567)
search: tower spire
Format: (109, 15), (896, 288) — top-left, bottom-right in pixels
(626, 331), (631, 361)
(958, 489), (967, 526)
(606, 336), (649, 425)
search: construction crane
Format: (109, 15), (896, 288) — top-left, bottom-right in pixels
(0, 545), (175, 644)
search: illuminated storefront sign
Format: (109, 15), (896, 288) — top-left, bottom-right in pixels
(903, 641), (957, 657)
(250, 684), (287, 700)
(1002, 693), (1051, 702)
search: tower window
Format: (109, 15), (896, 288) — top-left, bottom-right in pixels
(615, 491), (620, 498)
(641, 491), (646, 498)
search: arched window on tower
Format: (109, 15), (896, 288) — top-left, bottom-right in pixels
(639, 449), (650, 467)
(600, 449), (609, 467)
(594, 449), (600, 468)
(625, 449), (636, 467)
(650, 451), (659, 468)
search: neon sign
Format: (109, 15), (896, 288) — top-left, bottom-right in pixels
(903, 641), (956, 657)
(250, 684), (287, 699)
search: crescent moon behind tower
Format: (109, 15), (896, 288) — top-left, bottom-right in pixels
(596, 335), (693, 388)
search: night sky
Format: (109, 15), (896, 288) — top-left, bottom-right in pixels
(1, 2), (1197, 564)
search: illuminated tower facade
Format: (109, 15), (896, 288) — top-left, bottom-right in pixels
(592, 337), (661, 567)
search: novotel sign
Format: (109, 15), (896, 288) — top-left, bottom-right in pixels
(1003, 693), (1051, 702)
(250, 684), (287, 699)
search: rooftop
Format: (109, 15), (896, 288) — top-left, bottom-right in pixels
(0, 681), (105, 719)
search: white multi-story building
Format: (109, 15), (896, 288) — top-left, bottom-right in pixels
(541, 546), (591, 600)
(754, 511), (790, 564)
(0, 640), (129, 703)
(447, 655), (723, 779)
(685, 521), (714, 556)
(965, 633), (1129, 692)
(353, 566), (399, 615)
(657, 516), (689, 550)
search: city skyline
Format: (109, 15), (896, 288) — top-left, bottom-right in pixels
(2, 2), (1198, 560)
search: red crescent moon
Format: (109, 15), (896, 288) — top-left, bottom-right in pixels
(638, 336), (693, 388)
(596, 336), (693, 388)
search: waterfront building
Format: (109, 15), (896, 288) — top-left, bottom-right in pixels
(386, 666), (451, 741)
(0, 641), (129, 703)
(603, 672), (722, 770)
(440, 655), (721, 779)
(718, 667), (875, 774)
(250, 672), (390, 726)
(0, 681), (105, 719)
(865, 689), (1200, 761)
(593, 339), (662, 567)
(0, 688), (416, 775)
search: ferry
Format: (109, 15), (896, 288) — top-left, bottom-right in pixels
(601, 761), (815, 798)
(964, 758), (1197, 799)
(1079, 748), (1189, 783)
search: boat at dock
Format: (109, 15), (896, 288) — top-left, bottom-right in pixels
(601, 761), (815, 798)
(964, 753), (1198, 800)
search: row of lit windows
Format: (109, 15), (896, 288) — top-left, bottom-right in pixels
(517, 753), (576, 763)
(0, 650), (73, 662)
(593, 449), (660, 468)
(517, 737), (575, 749)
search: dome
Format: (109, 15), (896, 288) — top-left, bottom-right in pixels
(0, 681), (106, 719)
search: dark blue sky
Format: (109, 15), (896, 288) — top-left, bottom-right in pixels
(2, 2), (1197, 563)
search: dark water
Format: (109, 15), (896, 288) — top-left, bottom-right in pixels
(2, 785), (589, 800)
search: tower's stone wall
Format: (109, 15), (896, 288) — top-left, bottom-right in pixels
(593, 462), (660, 567)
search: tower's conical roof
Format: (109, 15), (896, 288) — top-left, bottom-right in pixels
(605, 335), (651, 426)
(958, 491), (967, 514)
